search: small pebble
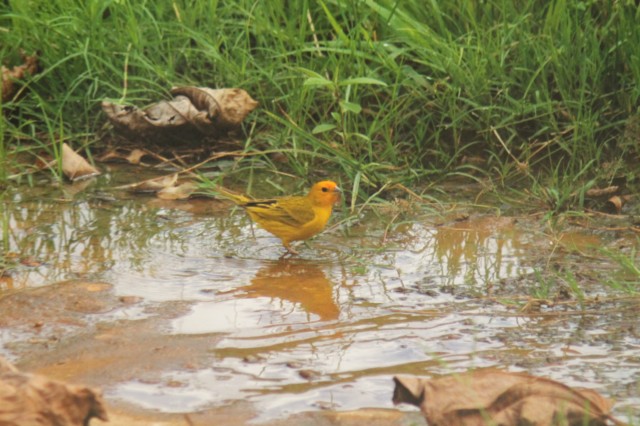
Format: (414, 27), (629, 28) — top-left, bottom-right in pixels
(243, 355), (264, 364)
(298, 369), (320, 380)
(286, 361), (303, 369)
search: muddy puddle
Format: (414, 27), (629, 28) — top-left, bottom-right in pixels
(1, 166), (639, 425)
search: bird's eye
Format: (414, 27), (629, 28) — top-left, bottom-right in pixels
(321, 187), (328, 192)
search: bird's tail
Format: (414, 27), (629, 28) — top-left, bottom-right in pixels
(214, 185), (252, 205)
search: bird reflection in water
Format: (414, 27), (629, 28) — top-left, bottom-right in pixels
(241, 260), (339, 322)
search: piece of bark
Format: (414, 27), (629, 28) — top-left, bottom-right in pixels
(393, 371), (625, 426)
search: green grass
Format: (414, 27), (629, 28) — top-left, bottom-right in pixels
(602, 243), (640, 294)
(0, 95), (5, 182)
(1, 0), (639, 205)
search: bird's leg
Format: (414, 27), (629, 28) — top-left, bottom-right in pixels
(279, 251), (291, 260)
(283, 242), (299, 256)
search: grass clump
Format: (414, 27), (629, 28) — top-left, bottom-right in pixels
(602, 244), (640, 295)
(1, 0), (639, 203)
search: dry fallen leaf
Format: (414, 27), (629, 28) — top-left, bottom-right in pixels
(95, 149), (125, 163)
(1, 52), (39, 103)
(61, 143), (100, 181)
(157, 181), (198, 200)
(126, 148), (148, 165)
(585, 186), (619, 198)
(96, 148), (149, 165)
(102, 86), (258, 144)
(0, 357), (108, 426)
(170, 86), (259, 128)
(393, 370), (625, 426)
(605, 194), (633, 214)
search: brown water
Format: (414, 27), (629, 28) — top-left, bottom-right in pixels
(1, 166), (638, 424)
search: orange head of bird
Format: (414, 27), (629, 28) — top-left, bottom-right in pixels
(308, 180), (341, 207)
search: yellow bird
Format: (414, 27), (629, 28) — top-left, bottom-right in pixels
(216, 180), (341, 255)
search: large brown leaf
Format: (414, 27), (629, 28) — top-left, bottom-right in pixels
(0, 357), (108, 426)
(102, 87), (258, 144)
(393, 370), (626, 426)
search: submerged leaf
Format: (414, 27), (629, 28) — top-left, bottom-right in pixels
(61, 143), (100, 181)
(393, 371), (625, 426)
(96, 148), (149, 165)
(124, 174), (178, 193)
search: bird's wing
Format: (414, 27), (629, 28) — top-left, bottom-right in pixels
(243, 197), (315, 227)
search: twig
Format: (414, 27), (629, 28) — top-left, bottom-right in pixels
(112, 150), (267, 190)
(491, 127), (529, 173)
(307, 10), (323, 57)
